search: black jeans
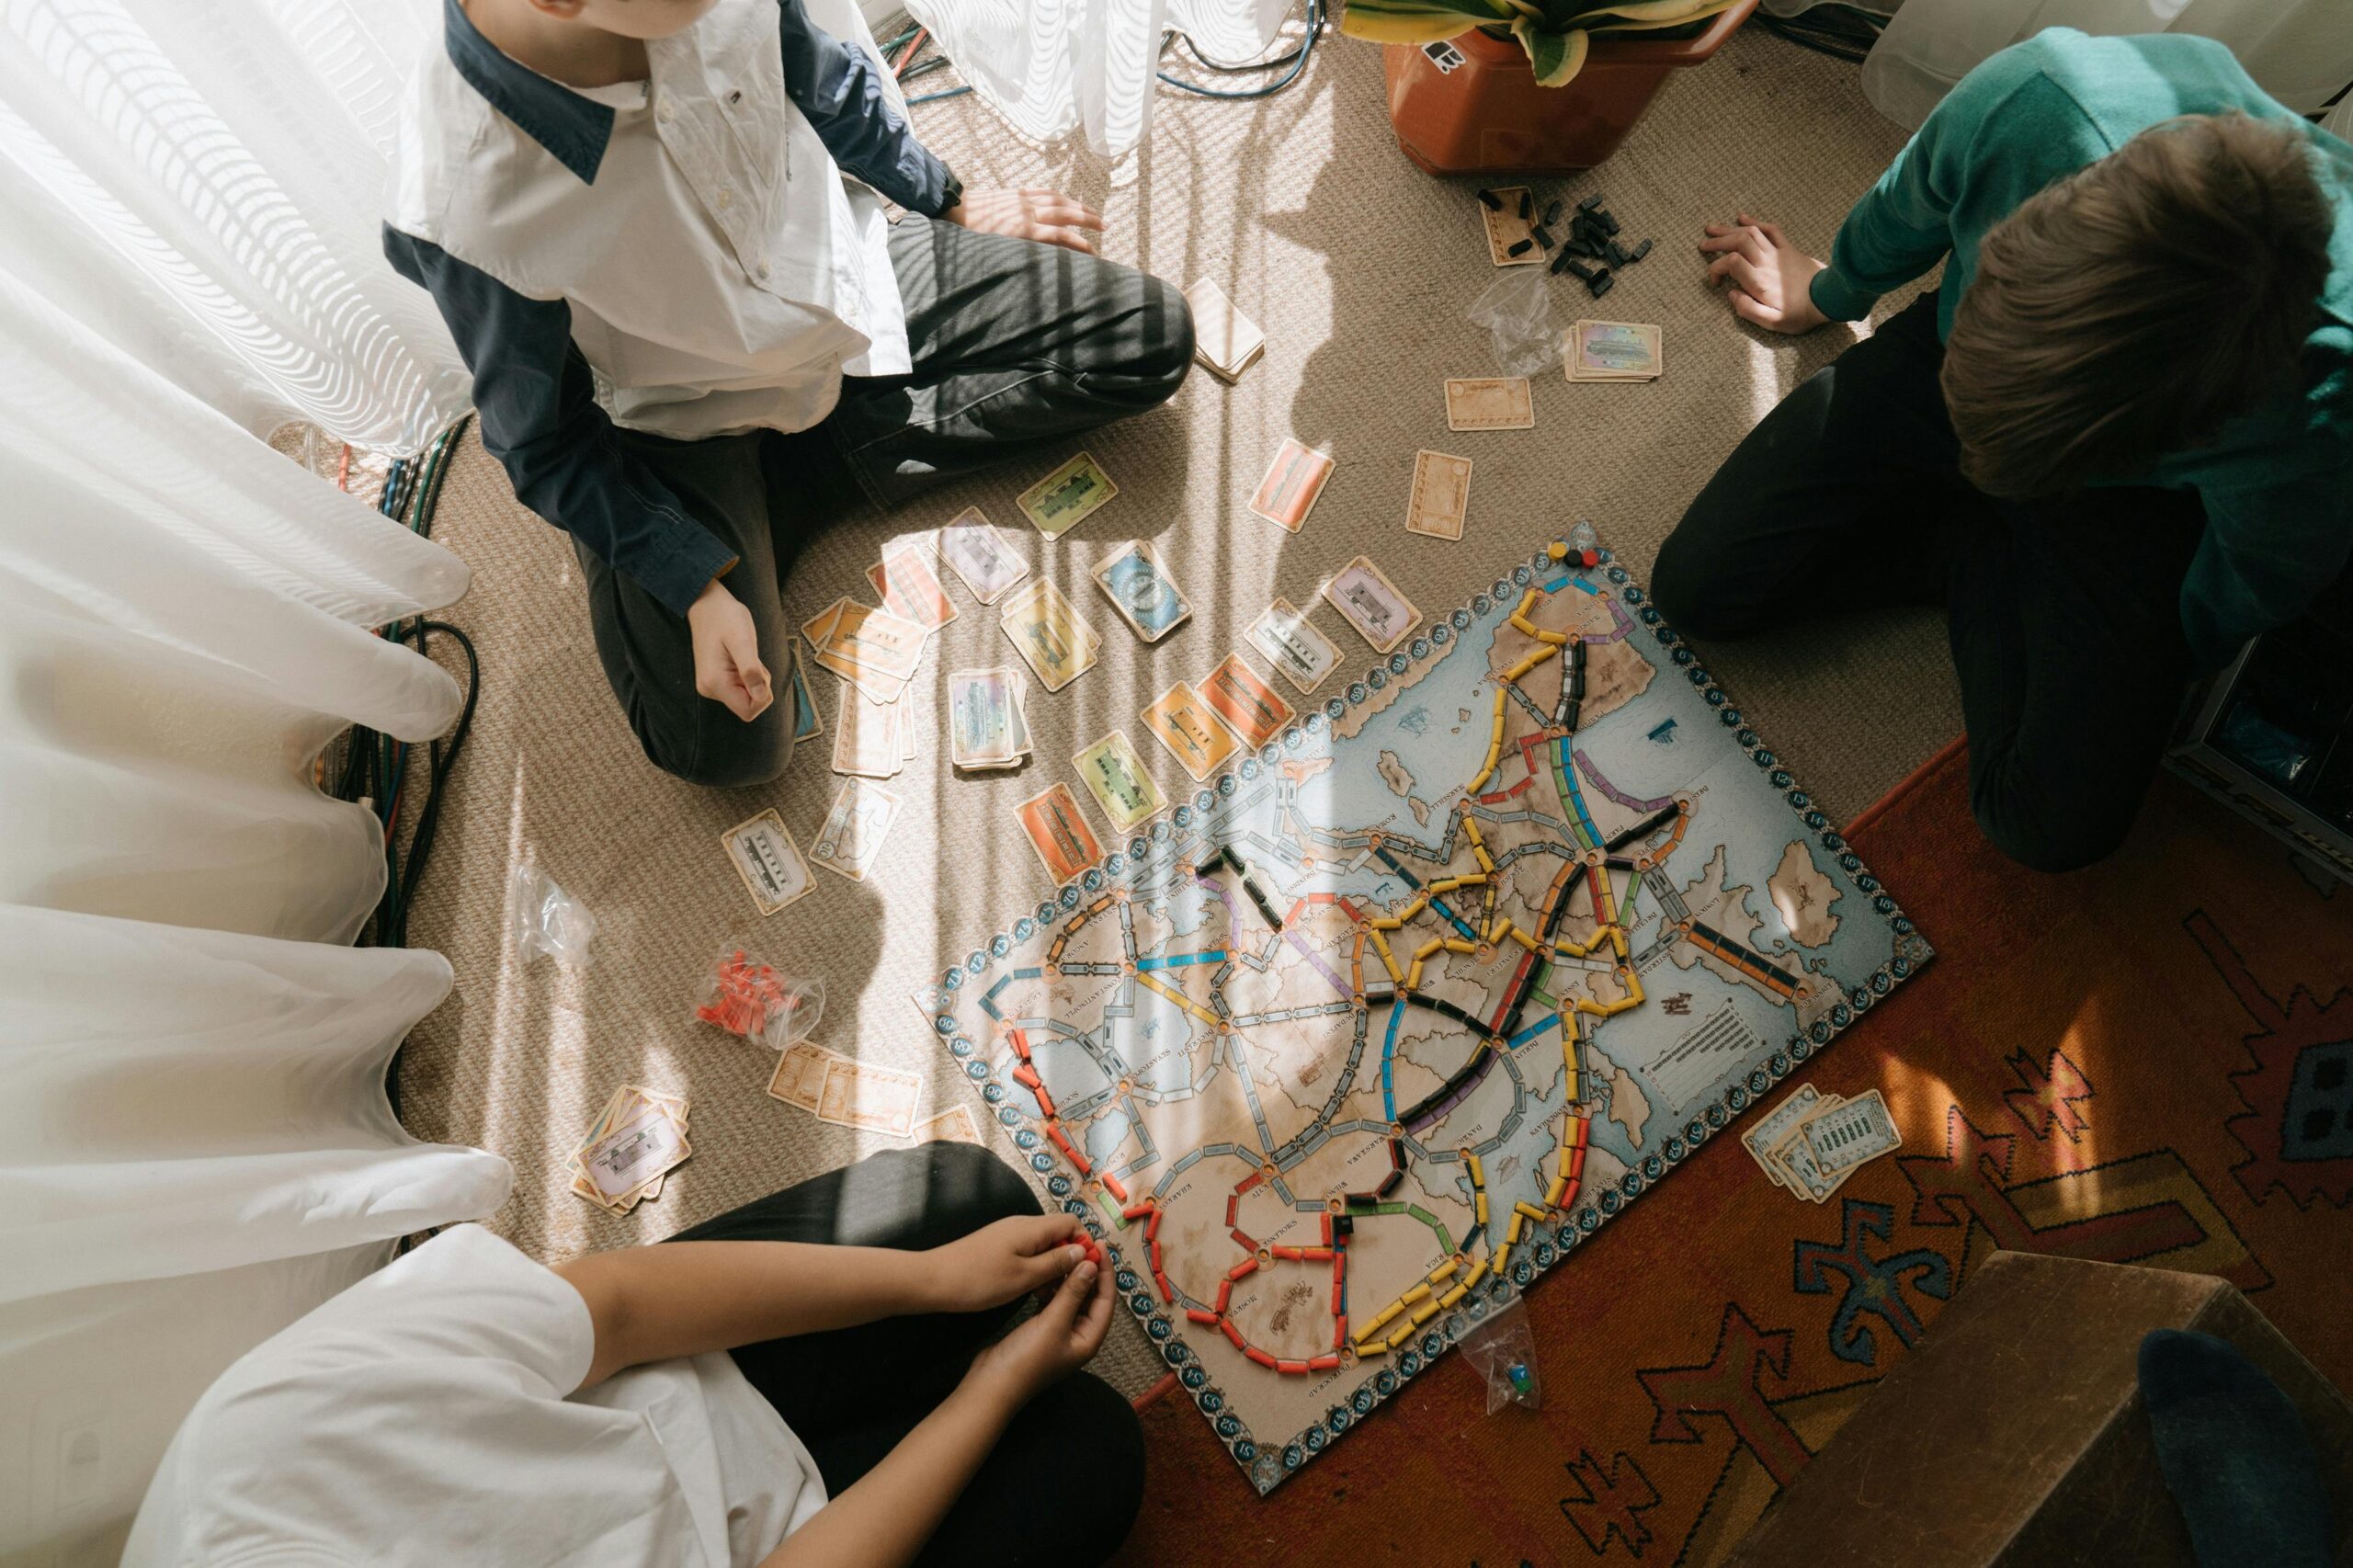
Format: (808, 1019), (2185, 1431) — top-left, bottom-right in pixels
(580, 216), (1196, 788)
(1653, 292), (2207, 873)
(668, 1143), (1145, 1566)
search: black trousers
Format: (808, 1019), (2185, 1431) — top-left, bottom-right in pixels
(1653, 292), (2208, 873)
(581, 216), (1196, 788)
(669, 1143), (1144, 1566)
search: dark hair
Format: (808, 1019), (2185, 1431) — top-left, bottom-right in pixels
(1942, 111), (2333, 498)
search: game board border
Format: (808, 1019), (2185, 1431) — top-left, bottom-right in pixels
(915, 538), (1936, 1496)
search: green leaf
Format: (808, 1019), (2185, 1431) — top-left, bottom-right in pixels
(1511, 17), (1590, 86)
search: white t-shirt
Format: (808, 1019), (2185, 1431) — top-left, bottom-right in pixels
(123, 1225), (824, 1566)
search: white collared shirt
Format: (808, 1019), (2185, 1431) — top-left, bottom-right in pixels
(389, 0), (916, 442)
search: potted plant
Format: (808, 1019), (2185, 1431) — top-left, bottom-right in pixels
(1347, 0), (1759, 176)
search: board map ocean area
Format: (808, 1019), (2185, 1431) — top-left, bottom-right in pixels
(914, 538), (1933, 1494)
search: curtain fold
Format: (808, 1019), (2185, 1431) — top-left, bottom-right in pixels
(903, 0), (1299, 155)
(0, 69), (509, 1545)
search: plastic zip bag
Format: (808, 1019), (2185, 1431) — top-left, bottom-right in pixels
(1459, 1299), (1543, 1413)
(1465, 267), (1562, 380)
(695, 949), (824, 1050)
(508, 864), (597, 967)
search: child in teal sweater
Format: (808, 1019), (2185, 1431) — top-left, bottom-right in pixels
(1657, 28), (2350, 871)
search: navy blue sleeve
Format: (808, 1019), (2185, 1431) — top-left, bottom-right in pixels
(775, 0), (953, 215)
(383, 226), (737, 619)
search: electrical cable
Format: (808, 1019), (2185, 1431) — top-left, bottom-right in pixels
(907, 0), (1324, 108)
(1756, 3), (1885, 63)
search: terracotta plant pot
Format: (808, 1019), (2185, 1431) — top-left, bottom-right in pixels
(1382, 0), (1758, 176)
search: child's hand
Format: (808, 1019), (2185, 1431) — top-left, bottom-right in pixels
(688, 576), (773, 722)
(1700, 213), (1829, 335)
(941, 188), (1105, 255)
(964, 1256), (1114, 1405)
(928, 1213), (1087, 1312)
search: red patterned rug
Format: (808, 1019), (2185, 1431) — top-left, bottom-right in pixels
(1116, 737), (2353, 1565)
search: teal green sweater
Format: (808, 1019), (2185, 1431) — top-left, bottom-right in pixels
(1808, 28), (2353, 669)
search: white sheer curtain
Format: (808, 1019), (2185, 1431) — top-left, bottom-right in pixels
(903, 0), (1298, 155)
(0, 0), (466, 450)
(0, 2), (509, 1557)
(1859, 0), (2353, 129)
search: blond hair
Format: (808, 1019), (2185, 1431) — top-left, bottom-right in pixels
(1942, 112), (2333, 498)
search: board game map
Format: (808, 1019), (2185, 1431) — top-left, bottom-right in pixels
(914, 538), (1934, 1494)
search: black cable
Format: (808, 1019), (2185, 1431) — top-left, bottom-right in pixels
(389, 619), (480, 949)
(1757, 4), (1885, 64)
(1157, 0), (1322, 99)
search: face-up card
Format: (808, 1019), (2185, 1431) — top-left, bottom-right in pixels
(812, 778), (901, 881)
(1565, 319), (1664, 381)
(1017, 451), (1118, 539)
(1404, 450), (1473, 542)
(1016, 782), (1104, 884)
(1480, 186), (1541, 267)
(767, 1040), (841, 1112)
(1199, 653), (1295, 749)
(789, 655), (823, 744)
(913, 1104), (984, 1146)
(998, 577), (1101, 693)
(1142, 681), (1242, 783)
(1739, 1083), (1823, 1191)
(579, 1104), (688, 1202)
(1799, 1088), (1902, 1174)
(1072, 729), (1166, 835)
(832, 681), (904, 778)
(1091, 540), (1193, 643)
(867, 541), (959, 633)
(1443, 377), (1535, 431)
(815, 1055), (923, 1137)
(1248, 438), (1336, 534)
(1323, 555), (1421, 653)
(722, 807), (813, 915)
(1185, 278), (1266, 382)
(1246, 597), (1343, 695)
(949, 665), (1028, 769)
(936, 507), (1029, 605)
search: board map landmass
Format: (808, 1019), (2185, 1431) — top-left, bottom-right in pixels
(915, 540), (1934, 1494)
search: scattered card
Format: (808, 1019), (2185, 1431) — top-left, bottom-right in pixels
(571, 1085), (691, 1212)
(767, 1040), (838, 1112)
(1199, 653), (1295, 749)
(999, 577), (1102, 693)
(789, 656), (823, 744)
(1091, 540), (1193, 643)
(1185, 278), (1266, 383)
(1017, 451), (1118, 539)
(1248, 438), (1336, 533)
(1800, 1089), (1902, 1174)
(948, 665), (1029, 770)
(801, 597), (926, 703)
(1073, 729), (1166, 835)
(936, 506), (1029, 605)
(722, 807), (813, 916)
(1017, 781), (1105, 884)
(1565, 319), (1663, 382)
(832, 681), (904, 778)
(867, 541), (958, 633)
(816, 1055), (923, 1138)
(1245, 597), (1342, 696)
(812, 778), (901, 881)
(1142, 681), (1243, 783)
(1480, 185), (1541, 267)
(1404, 450), (1473, 542)
(913, 1104), (984, 1146)
(1443, 377), (1535, 431)
(1323, 555), (1421, 653)
(1740, 1083), (1823, 1192)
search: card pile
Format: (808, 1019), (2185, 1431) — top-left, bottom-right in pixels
(801, 596), (926, 706)
(948, 665), (1032, 771)
(571, 1085), (691, 1214)
(1185, 278), (1265, 383)
(767, 1040), (924, 1138)
(1565, 319), (1663, 383)
(1741, 1085), (1903, 1202)
(999, 576), (1101, 693)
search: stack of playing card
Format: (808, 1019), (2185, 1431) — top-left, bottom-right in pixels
(948, 666), (1033, 771)
(1740, 1085), (1902, 1202)
(571, 1085), (692, 1213)
(767, 1040), (974, 1144)
(1184, 278), (1265, 382)
(1564, 319), (1663, 383)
